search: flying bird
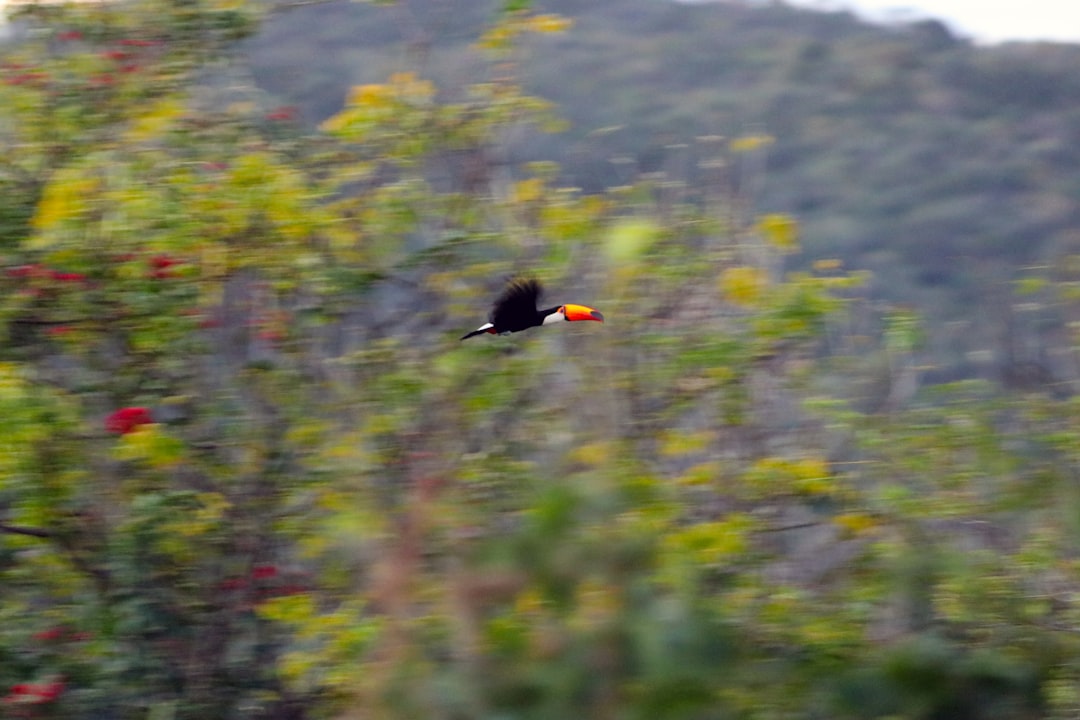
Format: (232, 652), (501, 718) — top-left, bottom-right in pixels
(460, 277), (604, 340)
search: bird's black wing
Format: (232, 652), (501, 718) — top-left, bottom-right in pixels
(490, 277), (543, 332)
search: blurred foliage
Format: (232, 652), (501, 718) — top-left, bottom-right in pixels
(3, 1), (1080, 720)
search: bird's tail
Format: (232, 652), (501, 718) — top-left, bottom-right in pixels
(460, 322), (496, 340)
(460, 329), (489, 340)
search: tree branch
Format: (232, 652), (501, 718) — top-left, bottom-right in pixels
(0, 522), (53, 539)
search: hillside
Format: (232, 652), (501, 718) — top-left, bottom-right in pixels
(246, 0), (1080, 376)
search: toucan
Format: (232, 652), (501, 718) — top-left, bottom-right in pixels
(460, 277), (604, 340)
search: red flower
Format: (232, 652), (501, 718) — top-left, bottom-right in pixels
(150, 254), (180, 269)
(33, 627), (65, 641)
(105, 407), (153, 435)
(58, 30), (83, 41)
(149, 254), (183, 279)
(266, 106), (298, 122)
(4, 71), (47, 86)
(252, 564), (278, 580)
(46, 326), (73, 336)
(3, 679), (64, 704)
(101, 50), (129, 61)
(50, 270), (86, 282)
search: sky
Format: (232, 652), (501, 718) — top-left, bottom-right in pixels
(787, 0), (1080, 44)
(0, 1), (1078, 44)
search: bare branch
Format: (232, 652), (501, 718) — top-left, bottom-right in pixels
(0, 522), (53, 539)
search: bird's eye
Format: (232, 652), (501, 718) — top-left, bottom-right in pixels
(559, 306), (566, 314)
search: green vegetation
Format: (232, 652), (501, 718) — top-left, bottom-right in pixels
(2, 1), (1080, 719)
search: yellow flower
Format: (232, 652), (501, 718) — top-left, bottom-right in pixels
(757, 213), (799, 251)
(476, 25), (515, 51)
(31, 174), (98, 235)
(729, 134), (775, 153)
(719, 265), (767, 306)
(348, 83), (391, 107)
(793, 456), (828, 482)
(665, 515), (754, 565)
(126, 98), (184, 143)
(514, 589), (545, 616)
(834, 512), (878, 535)
(568, 441), (611, 467)
(529, 14), (573, 33)
(511, 177), (544, 204)
(318, 109), (353, 133)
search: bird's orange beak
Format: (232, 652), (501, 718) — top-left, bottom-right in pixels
(563, 304), (604, 323)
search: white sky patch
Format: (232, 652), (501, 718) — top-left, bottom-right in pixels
(787, 0), (1080, 44)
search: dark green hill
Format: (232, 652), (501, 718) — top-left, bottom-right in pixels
(248, 0), (1080, 368)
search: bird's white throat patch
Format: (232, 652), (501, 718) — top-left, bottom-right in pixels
(542, 310), (567, 325)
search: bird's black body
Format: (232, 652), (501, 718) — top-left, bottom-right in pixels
(490, 278), (557, 333)
(460, 277), (604, 340)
